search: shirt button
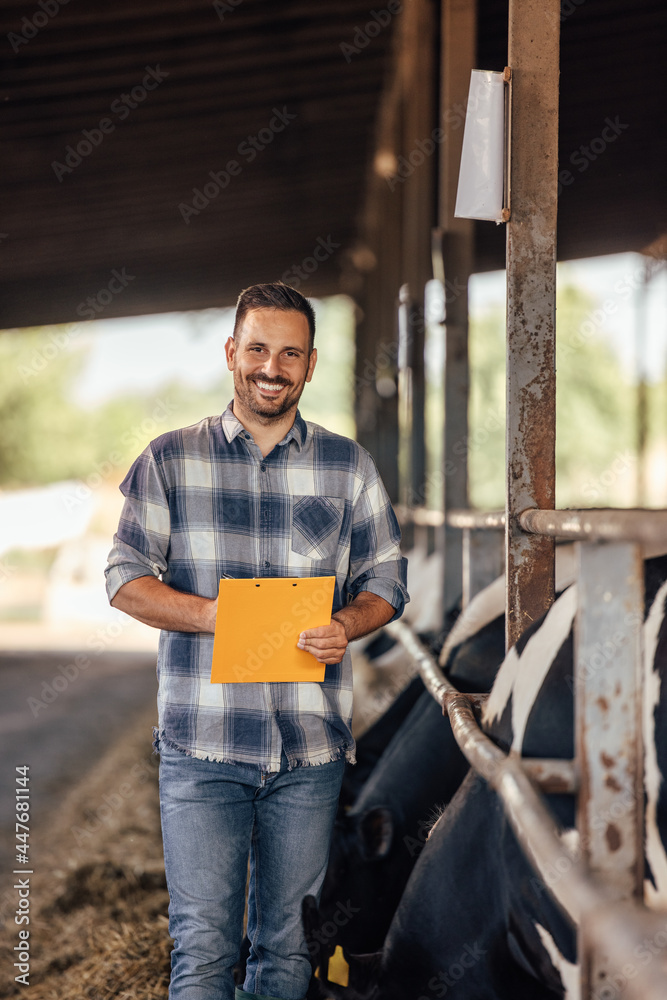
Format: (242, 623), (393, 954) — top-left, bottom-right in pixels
(245, 433), (251, 440)
(260, 464), (266, 472)
(264, 560), (270, 569)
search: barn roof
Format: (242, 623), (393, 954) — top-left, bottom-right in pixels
(2, 0), (665, 327)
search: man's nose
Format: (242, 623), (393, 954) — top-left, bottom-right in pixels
(261, 353), (283, 377)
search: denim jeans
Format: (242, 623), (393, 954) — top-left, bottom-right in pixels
(158, 742), (345, 1000)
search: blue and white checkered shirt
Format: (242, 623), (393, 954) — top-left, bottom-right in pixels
(105, 403), (409, 771)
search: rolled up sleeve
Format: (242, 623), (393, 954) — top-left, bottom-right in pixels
(347, 452), (409, 621)
(104, 444), (171, 603)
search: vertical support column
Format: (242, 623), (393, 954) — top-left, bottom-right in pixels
(505, 0), (560, 648)
(400, 0), (436, 510)
(440, 0), (476, 615)
(397, 284), (415, 509)
(575, 541), (644, 995)
(354, 270), (400, 504)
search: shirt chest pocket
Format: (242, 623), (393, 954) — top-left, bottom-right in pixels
(291, 495), (345, 559)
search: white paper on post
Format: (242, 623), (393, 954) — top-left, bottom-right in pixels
(454, 69), (505, 223)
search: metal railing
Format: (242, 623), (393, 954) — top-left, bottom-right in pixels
(392, 504), (667, 999)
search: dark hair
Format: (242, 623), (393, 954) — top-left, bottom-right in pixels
(233, 282), (316, 351)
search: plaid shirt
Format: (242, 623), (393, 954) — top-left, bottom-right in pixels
(105, 403), (409, 771)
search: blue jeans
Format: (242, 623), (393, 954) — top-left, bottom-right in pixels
(158, 743), (345, 1000)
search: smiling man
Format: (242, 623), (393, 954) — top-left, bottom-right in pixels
(105, 281), (408, 1000)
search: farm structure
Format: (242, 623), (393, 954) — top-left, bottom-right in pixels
(384, 3), (667, 999)
(3, 0), (667, 997)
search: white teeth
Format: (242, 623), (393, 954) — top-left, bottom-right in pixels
(256, 381), (285, 391)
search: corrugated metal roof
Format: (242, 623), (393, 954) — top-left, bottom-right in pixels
(1, 0), (665, 326)
(2, 0), (398, 325)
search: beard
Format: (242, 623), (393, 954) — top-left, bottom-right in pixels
(232, 369), (305, 421)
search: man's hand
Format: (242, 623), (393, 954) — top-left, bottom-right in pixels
(296, 592), (396, 665)
(297, 619), (349, 664)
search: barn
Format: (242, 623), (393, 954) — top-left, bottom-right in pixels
(2, 1), (667, 998)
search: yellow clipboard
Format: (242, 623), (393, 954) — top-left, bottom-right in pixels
(210, 576), (336, 683)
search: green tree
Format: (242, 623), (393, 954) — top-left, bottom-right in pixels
(466, 283), (637, 510)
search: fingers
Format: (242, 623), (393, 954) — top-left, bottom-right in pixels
(297, 619), (348, 664)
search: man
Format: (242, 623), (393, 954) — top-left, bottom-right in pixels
(105, 281), (409, 1000)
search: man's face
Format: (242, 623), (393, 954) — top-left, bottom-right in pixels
(225, 308), (317, 422)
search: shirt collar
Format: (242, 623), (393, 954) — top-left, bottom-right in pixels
(220, 402), (307, 451)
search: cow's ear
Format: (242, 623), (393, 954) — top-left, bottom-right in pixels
(358, 807), (394, 860)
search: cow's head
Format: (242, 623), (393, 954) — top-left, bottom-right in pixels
(314, 805), (395, 961)
(303, 893), (382, 1000)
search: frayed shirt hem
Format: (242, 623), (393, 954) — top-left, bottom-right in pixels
(153, 727), (355, 770)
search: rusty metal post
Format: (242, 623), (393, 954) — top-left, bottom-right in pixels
(504, 0), (560, 648)
(440, 0), (476, 616)
(575, 541), (645, 996)
(398, 0), (433, 513)
(398, 284), (425, 511)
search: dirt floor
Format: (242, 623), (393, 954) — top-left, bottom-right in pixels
(0, 647), (413, 999)
(0, 706), (171, 1000)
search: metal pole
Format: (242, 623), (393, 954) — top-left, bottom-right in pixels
(387, 617), (667, 1000)
(575, 541), (645, 995)
(520, 507), (667, 544)
(439, 0), (477, 616)
(399, 0), (434, 511)
(505, 0), (560, 648)
(397, 284), (415, 510)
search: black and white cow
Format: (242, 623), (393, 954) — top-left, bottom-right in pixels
(307, 553), (667, 999)
(318, 684), (471, 959)
(312, 546), (577, 971)
(338, 674), (427, 813)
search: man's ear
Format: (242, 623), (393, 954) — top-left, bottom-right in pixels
(224, 336), (236, 371)
(306, 347), (317, 383)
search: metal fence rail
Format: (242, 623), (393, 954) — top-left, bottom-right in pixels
(386, 614), (667, 1000)
(395, 503), (667, 996)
